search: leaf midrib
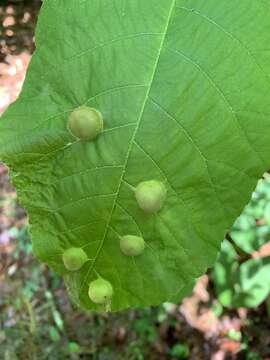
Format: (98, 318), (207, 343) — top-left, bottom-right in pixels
(81, 1), (176, 289)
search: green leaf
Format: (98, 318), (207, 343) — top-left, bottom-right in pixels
(213, 240), (239, 307)
(68, 342), (82, 354)
(214, 241), (270, 308)
(233, 256), (270, 308)
(230, 177), (270, 254)
(169, 343), (190, 359)
(1, 1), (270, 311)
(234, 214), (256, 231)
(264, 202), (270, 225)
(227, 329), (242, 342)
(230, 229), (257, 254)
(49, 326), (61, 343)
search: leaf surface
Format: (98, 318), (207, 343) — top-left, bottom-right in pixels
(1, 0), (270, 311)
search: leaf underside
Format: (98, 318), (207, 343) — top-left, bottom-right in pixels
(1, 0), (270, 311)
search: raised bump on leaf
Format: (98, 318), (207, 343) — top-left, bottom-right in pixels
(135, 180), (167, 213)
(88, 278), (113, 304)
(62, 247), (88, 271)
(67, 106), (103, 141)
(120, 235), (145, 256)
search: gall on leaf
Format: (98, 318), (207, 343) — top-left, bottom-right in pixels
(120, 235), (145, 256)
(135, 180), (167, 214)
(88, 278), (113, 304)
(67, 106), (103, 141)
(62, 247), (88, 271)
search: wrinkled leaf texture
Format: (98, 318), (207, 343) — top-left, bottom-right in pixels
(1, 0), (270, 311)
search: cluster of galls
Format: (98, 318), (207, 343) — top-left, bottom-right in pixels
(62, 107), (167, 306)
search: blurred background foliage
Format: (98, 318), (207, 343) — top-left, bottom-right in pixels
(1, 1), (270, 359)
(214, 176), (270, 310)
(0, 0), (41, 62)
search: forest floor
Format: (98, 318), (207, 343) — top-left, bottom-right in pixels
(0, 2), (269, 360)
